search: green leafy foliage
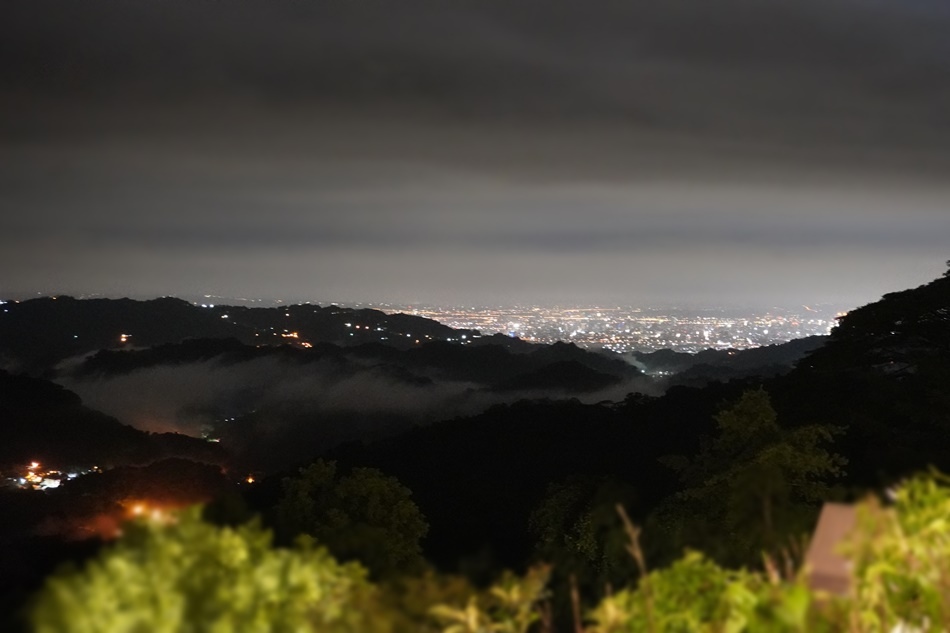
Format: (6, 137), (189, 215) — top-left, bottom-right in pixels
(274, 459), (429, 578)
(428, 566), (551, 633)
(587, 550), (814, 633)
(840, 471), (950, 632)
(590, 471), (950, 633)
(657, 388), (846, 565)
(29, 507), (376, 633)
(25, 471), (950, 632)
(529, 476), (639, 589)
(376, 571), (481, 633)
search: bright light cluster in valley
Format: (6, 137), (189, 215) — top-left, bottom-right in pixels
(4, 461), (101, 491)
(363, 304), (845, 353)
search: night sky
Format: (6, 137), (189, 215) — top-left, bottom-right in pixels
(2, 0), (948, 308)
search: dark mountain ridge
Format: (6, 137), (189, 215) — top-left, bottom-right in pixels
(0, 370), (225, 471)
(632, 335), (828, 376)
(69, 336), (641, 387)
(0, 296), (480, 375)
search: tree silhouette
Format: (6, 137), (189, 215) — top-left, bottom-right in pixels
(793, 269), (950, 481)
(804, 272), (950, 377)
(528, 476), (638, 590)
(658, 388), (846, 565)
(274, 460), (429, 578)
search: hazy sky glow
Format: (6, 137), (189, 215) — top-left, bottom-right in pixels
(2, 0), (948, 308)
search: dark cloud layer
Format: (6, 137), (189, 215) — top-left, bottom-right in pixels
(2, 0), (948, 307)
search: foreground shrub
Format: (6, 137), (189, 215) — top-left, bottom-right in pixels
(587, 471), (950, 633)
(30, 508), (375, 633)
(27, 471), (950, 632)
(843, 470), (950, 632)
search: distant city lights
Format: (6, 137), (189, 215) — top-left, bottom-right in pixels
(384, 304), (843, 353)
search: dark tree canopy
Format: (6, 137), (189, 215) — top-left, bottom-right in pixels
(654, 388), (846, 566)
(274, 460), (429, 578)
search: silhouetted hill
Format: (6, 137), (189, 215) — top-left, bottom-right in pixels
(0, 296), (480, 374)
(669, 362), (793, 388)
(468, 332), (541, 353)
(494, 360), (622, 392)
(632, 335), (828, 376)
(0, 370), (225, 471)
(800, 272), (950, 376)
(775, 271), (950, 485)
(75, 338), (252, 376)
(0, 370), (81, 408)
(531, 341), (635, 376)
(64, 458), (229, 507)
(58, 336), (645, 472)
(68, 337), (639, 391)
